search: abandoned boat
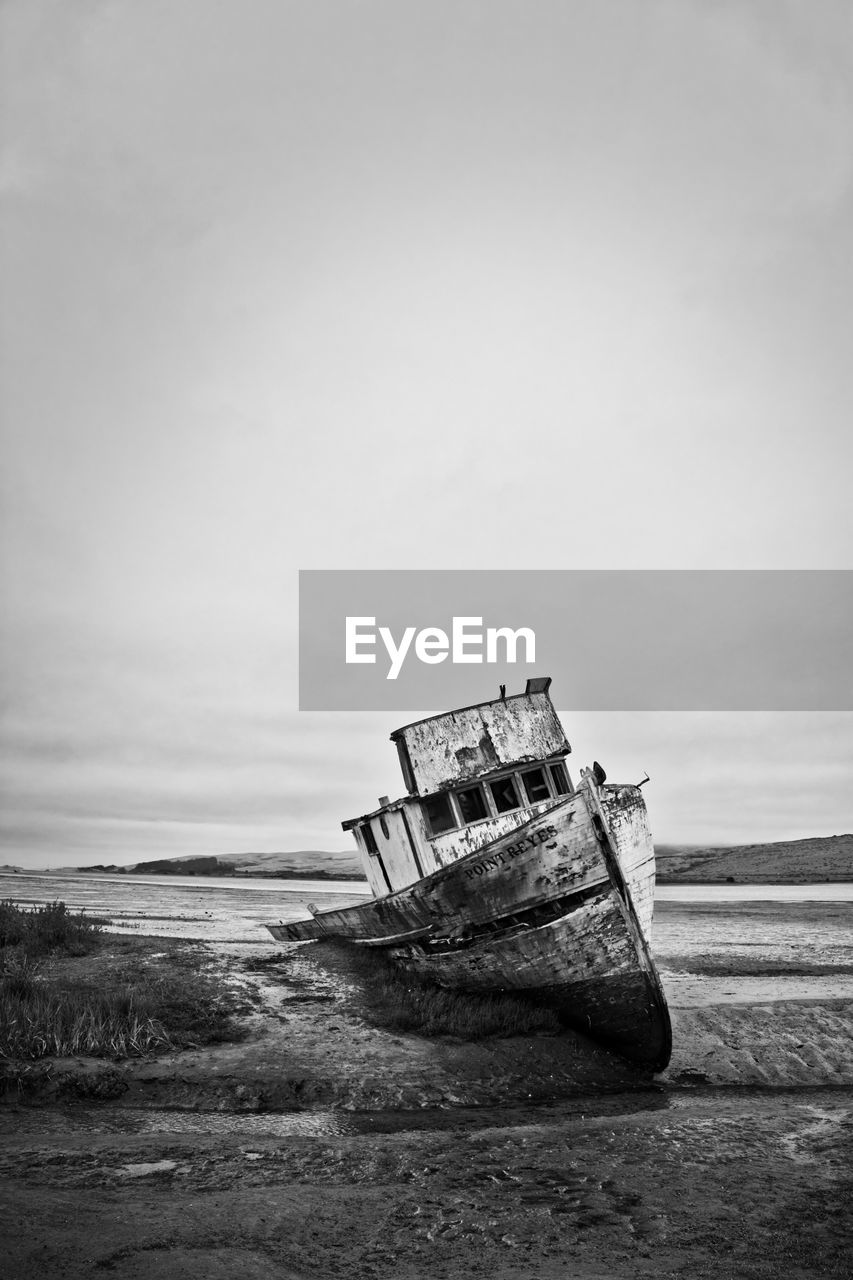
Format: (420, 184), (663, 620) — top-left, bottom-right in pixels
(267, 677), (672, 1070)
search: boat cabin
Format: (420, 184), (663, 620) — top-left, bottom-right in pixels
(342, 677), (575, 896)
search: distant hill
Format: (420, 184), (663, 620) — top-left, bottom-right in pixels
(48, 850), (364, 880)
(28, 833), (853, 883)
(656, 834), (853, 883)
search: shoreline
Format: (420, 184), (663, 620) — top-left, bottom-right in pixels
(4, 898), (852, 1103)
(1, 898), (851, 1278)
(657, 876), (853, 885)
(7, 867), (852, 885)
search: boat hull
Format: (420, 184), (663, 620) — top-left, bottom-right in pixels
(385, 885), (670, 1068)
(267, 787), (672, 1069)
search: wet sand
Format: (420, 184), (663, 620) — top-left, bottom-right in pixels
(1, 898), (851, 1279)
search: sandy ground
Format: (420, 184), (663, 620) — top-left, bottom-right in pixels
(1, 899), (852, 1279)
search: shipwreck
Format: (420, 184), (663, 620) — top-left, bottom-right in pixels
(267, 678), (672, 1069)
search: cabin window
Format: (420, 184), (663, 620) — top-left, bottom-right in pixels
(489, 775), (521, 814)
(549, 762), (572, 795)
(423, 793), (457, 836)
(521, 767), (551, 803)
(456, 785), (488, 823)
(361, 822), (379, 854)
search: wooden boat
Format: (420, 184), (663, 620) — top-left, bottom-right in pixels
(267, 678), (672, 1069)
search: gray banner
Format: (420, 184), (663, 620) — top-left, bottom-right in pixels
(298, 570), (852, 711)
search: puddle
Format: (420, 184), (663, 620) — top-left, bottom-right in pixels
(130, 1109), (354, 1137)
(340, 1090), (671, 1134)
(4, 1090), (671, 1140)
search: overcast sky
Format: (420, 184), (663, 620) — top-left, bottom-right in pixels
(2, 1), (851, 868)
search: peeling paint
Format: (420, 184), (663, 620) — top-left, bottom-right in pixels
(393, 691), (569, 795)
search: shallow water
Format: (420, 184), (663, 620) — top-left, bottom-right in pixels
(657, 883), (853, 902)
(0, 871), (370, 943)
(4, 1091), (673, 1140)
(3, 871), (851, 944)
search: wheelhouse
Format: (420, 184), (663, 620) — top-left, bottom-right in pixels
(342, 677), (575, 896)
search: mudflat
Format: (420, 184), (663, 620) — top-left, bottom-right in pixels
(1, 897), (851, 1279)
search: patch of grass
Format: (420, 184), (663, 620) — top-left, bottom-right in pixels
(0, 899), (103, 956)
(137, 967), (243, 1047)
(315, 939), (562, 1039)
(0, 983), (171, 1059)
(0, 904), (244, 1061)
